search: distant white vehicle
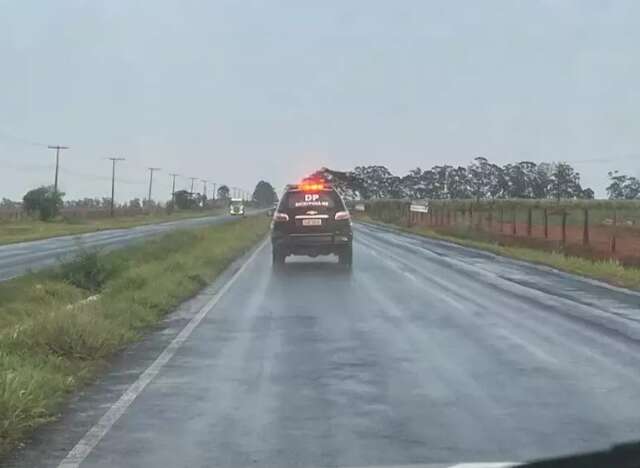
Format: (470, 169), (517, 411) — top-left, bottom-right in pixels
(229, 198), (245, 216)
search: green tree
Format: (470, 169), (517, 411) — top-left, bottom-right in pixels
(252, 181), (278, 206)
(22, 186), (64, 221)
(1, 198), (18, 209)
(128, 198), (142, 209)
(468, 157), (503, 200)
(173, 189), (197, 209)
(607, 171), (640, 199)
(550, 162), (583, 200)
(217, 185), (231, 200)
(351, 165), (397, 199)
(580, 188), (595, 199)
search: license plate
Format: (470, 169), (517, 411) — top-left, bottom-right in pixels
(302, 219), (322, 226)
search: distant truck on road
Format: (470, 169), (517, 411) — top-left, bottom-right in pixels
(229, 198), (245, 216)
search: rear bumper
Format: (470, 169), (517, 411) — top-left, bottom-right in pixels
(272, 233), (352, 255)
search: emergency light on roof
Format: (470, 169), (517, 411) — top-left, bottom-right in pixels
(298, 178), (327, 192)
(300, 182), (324, 192)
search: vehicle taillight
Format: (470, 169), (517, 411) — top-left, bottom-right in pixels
(273, 212), (289, 222)
(335, 211), (350, 221)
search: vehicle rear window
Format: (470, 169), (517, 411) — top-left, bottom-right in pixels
(284, 191), (343, 210)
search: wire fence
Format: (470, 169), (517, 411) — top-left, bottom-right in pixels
(364, 199), (640, 264)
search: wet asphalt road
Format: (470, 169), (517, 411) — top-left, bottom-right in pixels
(0, 213), (253, 282)
(6, 222), (640, 468)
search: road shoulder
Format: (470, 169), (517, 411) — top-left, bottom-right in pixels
(2, 237), (266, 468)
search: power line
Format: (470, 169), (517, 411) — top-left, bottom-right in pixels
(0, 128), (49, 147)
(58, 167), (146, 185)
(0, 160), (54, 172)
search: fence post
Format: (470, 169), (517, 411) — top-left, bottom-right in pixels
(527, 208), (533, 237)
(500, 207), (504, 233)
(429, 208), (433, 225)
(543, 208), (549, 239)
(488, 208), (493, 231)
(469, 206), (473, 228)
(512, 208), (517, 236)
(561, 211), (568, 246)
(583, 208), (590, 246)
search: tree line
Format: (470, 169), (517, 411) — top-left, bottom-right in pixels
(311, 158), (636, 201)
(2, 180), (278, 221)
(12, 184), (238, 220)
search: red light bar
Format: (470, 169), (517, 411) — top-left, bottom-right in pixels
(299, 181), (325, 192)
(298, 179), (326, 192)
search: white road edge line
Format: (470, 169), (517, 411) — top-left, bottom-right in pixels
(57, 238), (268, 468)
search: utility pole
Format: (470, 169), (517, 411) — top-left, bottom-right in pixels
(201, 179), (208, 208)
(169, 173), (179, 206)
(107, 157), (125, 217)
(146, 167), (161, 205)
(189, 177), (198, 194)
(48, 145), (69, 196)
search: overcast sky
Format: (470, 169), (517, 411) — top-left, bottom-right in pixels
(1, 0), (639, 201)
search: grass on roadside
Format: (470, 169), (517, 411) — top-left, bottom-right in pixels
(0, 209), (224, 246)
(357, 214), (640, 291)
(0, 215), (269, 456)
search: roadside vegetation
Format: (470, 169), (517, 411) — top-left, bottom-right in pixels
(356, 213), (640, 291)
(0, 208), (225, 246)
(0, 215), (269, 456)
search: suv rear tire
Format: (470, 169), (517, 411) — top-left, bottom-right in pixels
(338, 245), (353, 269)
